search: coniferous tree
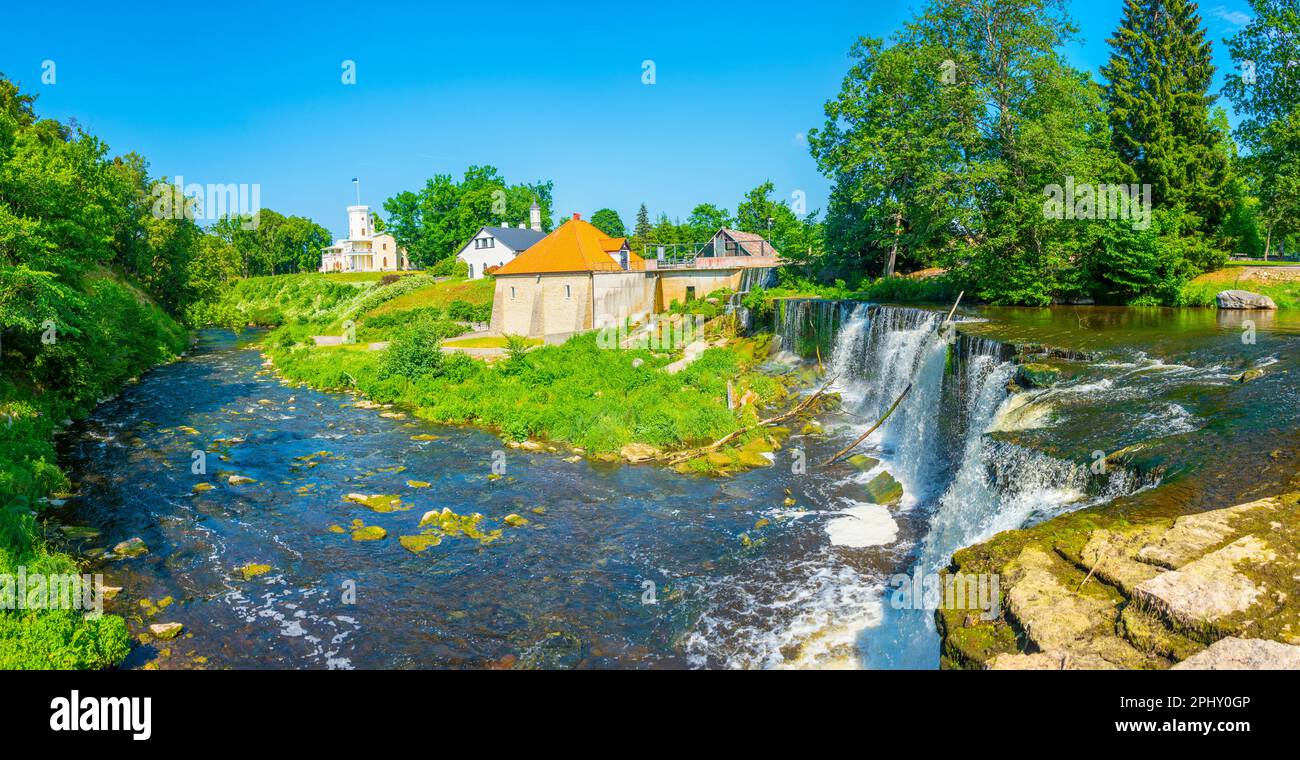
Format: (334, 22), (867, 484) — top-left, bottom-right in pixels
(1102, 0), (1233, 232)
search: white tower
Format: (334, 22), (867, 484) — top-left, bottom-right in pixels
(347, 205), (372, 240)
(529, 201), (542, 232)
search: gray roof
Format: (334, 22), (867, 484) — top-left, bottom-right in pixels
(481, 226), (546, 252)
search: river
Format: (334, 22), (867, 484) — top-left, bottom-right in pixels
(49, 304), (1300, 669)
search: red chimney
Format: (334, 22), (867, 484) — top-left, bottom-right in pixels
(573, 213), (581, 221)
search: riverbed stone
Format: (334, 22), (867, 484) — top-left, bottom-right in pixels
(620, 443), (660, 463)
(845, 453), (879, 471)
(1014, 363), (1061, 388)
(227, 475), (256, 485)
(236, 562), (272, 581)
(1133, 535), (1276, 635)
(344, 493), (406, 512)
(399, 534), (442, 553)
(1216, 289), (1277, 309)
(113, 537), (148, 557)
(351, 525), (387, 541)
(863, 471), (903, 505)
(149, 622), (183, 640)
(1171, 637), (1300, 670)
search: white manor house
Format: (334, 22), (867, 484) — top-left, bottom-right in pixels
(319, 205), (411, 273)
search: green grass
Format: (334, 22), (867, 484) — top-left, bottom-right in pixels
(1177, 266), (1300, 309)
(365, 277), (494, 317)
(321, 270), (422, 283)
(269, 328), (783, 454)
(443, 336), (542, 349)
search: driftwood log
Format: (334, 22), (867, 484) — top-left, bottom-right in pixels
(665, 375), (839, 464)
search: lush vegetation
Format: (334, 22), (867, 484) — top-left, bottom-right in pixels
(805, 0), (1299, 305)
(270, 328), (783, 455)
(0, 76), (195, 668)
(382, 165), (556, 268)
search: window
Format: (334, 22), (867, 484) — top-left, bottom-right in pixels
(468, 263), (474, 278)
(686, 286), (696, 301)
(474, 237), (495, 250)
(564, 284), (571, 299)
(510, 286), (516, 300)
(620, 251), (628, 270)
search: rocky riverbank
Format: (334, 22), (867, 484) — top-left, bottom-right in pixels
(937, 488), (1300, 669)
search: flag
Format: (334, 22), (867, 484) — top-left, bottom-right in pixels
(351, 178), (358, 183)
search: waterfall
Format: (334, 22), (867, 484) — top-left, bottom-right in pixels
(779, 298), (1148, 668)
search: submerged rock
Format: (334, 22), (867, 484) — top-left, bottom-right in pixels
(113, 537), (148, 557)
(149, 622), (184, 640)
(399, 534), (442, 553)
(344, 493), (406, 512)
(405, 480), (431, 488)
(236, 562), (272, 581)
(1216, 289), (1277, 310)
(503, 513), (530, 527)
(227, 475), (256, 485)
(1014, 363), (1061, 389)
(351, 525), (388, 541)
(845, 453), (879, 471)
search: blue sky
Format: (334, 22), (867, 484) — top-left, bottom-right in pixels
(4, 0), (1257, 240)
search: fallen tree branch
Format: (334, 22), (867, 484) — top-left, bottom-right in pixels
(821, 382), (911, 466)
(665, 376), (838, 464)
(821, 291), (963, 468)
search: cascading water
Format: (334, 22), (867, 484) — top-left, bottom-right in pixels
(774, 298), (1149, 669)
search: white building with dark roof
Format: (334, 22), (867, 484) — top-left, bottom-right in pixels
(456, 202), (546, 279)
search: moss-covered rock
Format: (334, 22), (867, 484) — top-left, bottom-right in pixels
(351, 525), (388, 541)
(236, 562), (272, 581)
(1014, 362), (1061, 389)
(863, 471), (903, 505)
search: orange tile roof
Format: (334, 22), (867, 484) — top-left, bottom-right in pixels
(494, 217), (644, 275)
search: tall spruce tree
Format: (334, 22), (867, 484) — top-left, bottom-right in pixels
(1102, 0), (1232, 232)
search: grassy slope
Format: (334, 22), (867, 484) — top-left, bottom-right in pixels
(1, 271), (188, 669)
(1179, 265), (1300, 308)
(365, 277), (494, 317)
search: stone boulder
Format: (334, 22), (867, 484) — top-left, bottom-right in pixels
(1216, 289), (1277, 310)
(1172, 637), (1300, 670)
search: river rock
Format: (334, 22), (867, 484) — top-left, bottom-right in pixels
(1014, 363), (1061, 388)
(227, 475), (256, 485)
(846, 453), (879, 471)
(863, 472), (903, 505)
(1171, 637), (1300, 670)
(1216, 289), (1277, 309)
(351, 525), (387, 541)
(236, 562), (272, 581)
(1137, 497), (1277, 569)
(149, 622), (183, 640)
(620, 443), (660, 463)
(1133, 535), (1275, 633)
(113, 537), (148, 557)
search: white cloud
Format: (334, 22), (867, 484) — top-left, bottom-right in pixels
(1211, 5), (1251, 28)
